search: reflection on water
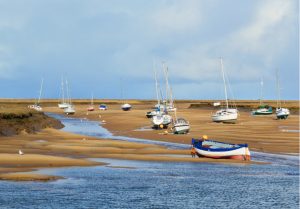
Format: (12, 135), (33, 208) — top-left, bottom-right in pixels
(0, 113), (297, 209)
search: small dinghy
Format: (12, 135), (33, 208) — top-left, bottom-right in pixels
(121, 103), (132, 111)
(64, 105), (75, 115)
(99, 104), (107, 110)
(191, 138), (251, 161)
(276, 107), (290, 119)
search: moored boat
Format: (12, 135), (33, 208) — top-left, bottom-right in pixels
(64, 105), (75, 115)
(121, 103), (132, 111)
(99, 104), (107, 110)
(276, 108), (290, 119)
(191, 138), (251, 161)
(275, 70), (290, 119)
(251, 105), (273, 115)
(152, 113), (172, 129)
(172, 118), (190, 134)
(212, 58), (238, 123)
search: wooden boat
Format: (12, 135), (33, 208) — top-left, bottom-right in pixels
(191, 138), (251, 161)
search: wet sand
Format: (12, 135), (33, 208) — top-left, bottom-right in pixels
(44, 102), (299, 155)
(0, 101), (298, 181)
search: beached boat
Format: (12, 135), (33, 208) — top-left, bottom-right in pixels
(251, 105), (273, 115)
(212, 58), (238, 123)
(172, 118), (190, 134)
(191, 138), (251, 161)
(64, 105), (75, 115)
(87, 94), (95, 111)
(99, 104), (107, 110)
(152, 112), (172, 129)
(58, 77), (69, 109)
(252, 78), (273, 115)
(275, 70), (290, 119)
(63, 80), (76, 115)
(29, 78), (44, 112)
(121, 103), (132, 111)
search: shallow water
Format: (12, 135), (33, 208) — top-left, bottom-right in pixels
(0, 113), (298, 209)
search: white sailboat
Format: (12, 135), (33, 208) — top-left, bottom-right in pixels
(163, 63), (176, 112)
(146, 61), (163, 118)
(275, 70), (290, 119)
(64, 80), (75, 115)
(29, 78), (44, 111)
(212, 58), (238, 123)
(58, 76), (69, 109)
(172, 102), (190, 134)
(87, 93), (95, 111)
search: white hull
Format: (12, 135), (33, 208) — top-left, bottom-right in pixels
(64, 105), (75, 115)
(195, 146), (250, 158)
(212, 108), (238, 122)
(121, 103), (132, 111)
(276, 108), (290, 119)
(152, 114), (172, 127)
(58, 103), (69, 109)
(173, 124), (190, 134)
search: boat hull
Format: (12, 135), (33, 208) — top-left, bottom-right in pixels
(212, 109), (238, 123)
(152, 114), (172, 129)
(192, 139), (251, 161)
(121, 104), (132, 111)
(173, 124), (190, 134)
(276, 108), (290, 119)
(58, 103), (69, 109)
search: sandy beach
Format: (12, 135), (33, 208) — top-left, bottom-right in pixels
(44, 101), (299, 154)
(0, 100), (298, 181)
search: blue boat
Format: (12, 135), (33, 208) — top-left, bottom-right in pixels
(99, 104), (107, 110)
(191, 138), (251, 161)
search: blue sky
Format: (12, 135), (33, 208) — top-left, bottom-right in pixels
(0, 0), (298, 100)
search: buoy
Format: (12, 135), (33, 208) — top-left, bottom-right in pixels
(163, 130), (168, 135)
(159, 124), (164, 129)
(18, 150), (24, 155)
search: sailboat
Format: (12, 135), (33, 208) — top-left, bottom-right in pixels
(58, 76), (69, 109)
(64, 80), (75, 115)
(29, 78), (44, 111)
(146, 61), (164, 118)
(251, 78), (272, 115)
(87, 93), (95, 111)
(172, 99), (190, 134)
(275, 70), (290, 119)
(120, 79), (132, 111)
(212, 58), (238, 123)
(151, 62), (173, 128)
(163, 63), (176, 112)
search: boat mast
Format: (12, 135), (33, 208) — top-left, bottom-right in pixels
(91, 93), (94, 106)
(276, 70), (281, 108)
(66, 79), (70, 104)
(37, 78), (44, 105)
(220, 58), (228, 109)
(162, 62), (170, 106)
(61, 76), (65, 104)
(153, 60), (160, 106)
(260, 77), (264, 106)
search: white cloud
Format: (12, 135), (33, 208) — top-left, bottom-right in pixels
(150, 0), (203, 33)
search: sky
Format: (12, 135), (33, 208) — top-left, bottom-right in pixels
(0, 0), (299, 100)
